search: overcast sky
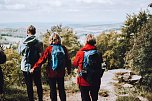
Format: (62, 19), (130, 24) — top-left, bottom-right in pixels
(0, 0), (151, 24)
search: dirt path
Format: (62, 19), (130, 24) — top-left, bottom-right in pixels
(41, 69), (118, 101)
(41, 69), (148, 101)
(99, 70), (118, 101)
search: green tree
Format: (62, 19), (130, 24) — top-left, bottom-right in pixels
(96, 31), (126, 69)
(122, 11), (149, 50)
(124, 10), (152, 90)
(43, 25), (81, 58)
(1, 48), (22, 87)
(126, 16), (152, 90)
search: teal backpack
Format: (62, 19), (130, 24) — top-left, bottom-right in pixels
(51, 45), (66, 72)
(80, 50), (104, 85)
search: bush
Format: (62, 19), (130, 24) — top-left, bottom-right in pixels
(116, 96), (141, 101)
(96, 32), (126, 69)
(0, 86), (28, 101)
(123, 11), (152, 91)
(129, 17), (152, 90)
(1, 49), (23, 87)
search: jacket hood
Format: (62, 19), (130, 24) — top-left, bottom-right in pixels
(80, 44), (97, 51)
(23, 35), (37, 45)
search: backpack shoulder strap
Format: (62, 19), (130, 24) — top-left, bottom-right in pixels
(83, 49), (100, 68)
(83, 50), (98, 57)
(51, 44), (65, 54)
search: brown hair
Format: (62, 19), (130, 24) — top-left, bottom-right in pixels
(27, 25), (36, 35)
(86, 34), (96, 45)
(49, 32), (61, 44)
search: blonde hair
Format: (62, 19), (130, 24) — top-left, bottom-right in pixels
(49, 32), (61, 44)
(86, 34), (96, 45)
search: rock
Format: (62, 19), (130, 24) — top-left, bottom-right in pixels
(122, 72), (131, 82)
(115, 71), (131, 82)
(114, 69), (142, 85)
(129, 75), (142, 84)
(122, 84), (133, 88)
(131, 75), (142, 81)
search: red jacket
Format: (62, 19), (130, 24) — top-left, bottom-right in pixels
(32, 44), (71, 78)
(73, 44), (103, 86)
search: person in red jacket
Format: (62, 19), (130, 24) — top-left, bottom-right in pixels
(30, 32), (71, 101)
(73, 34), (103, 101)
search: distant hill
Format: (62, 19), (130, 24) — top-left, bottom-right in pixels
(0, 22), (123, 44)
(0, 22), (122, 36)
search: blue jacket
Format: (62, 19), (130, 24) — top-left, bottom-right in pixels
(18, 35), (43, 72)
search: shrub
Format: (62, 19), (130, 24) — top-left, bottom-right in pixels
(116, 96), (141, 101)
(96, 32), (126, 69)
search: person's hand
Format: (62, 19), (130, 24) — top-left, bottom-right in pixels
(30, 68), (34, 73)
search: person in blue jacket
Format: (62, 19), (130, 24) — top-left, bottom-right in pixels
(18, 25), (43, 101)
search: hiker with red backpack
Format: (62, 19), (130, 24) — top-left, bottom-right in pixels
(18, 25), (43, 101)
(73, 34), (104, 101)
(30, 32), (71, 101)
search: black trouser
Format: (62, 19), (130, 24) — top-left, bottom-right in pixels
(79, 80), (101, 101)
(0, 67), (4, 94)
(48, 77), (66, 101)
(23, 70), (43, 101)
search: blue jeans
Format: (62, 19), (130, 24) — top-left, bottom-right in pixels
(48, 77), (66, 101)
(23, 70), (43, 101)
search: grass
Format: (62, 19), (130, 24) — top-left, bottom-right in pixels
(114, 81), (152, 101)
(114, 70), (152, 101)
(144, 93), (152, 101)
(115, 84), (135, 95)
(98, 89), (109, 97)
(65, 82), (79, 93)
(0, 85), (28, 101)
(64, 72), (79, 94)
(0, 84), (51, 101)
(136, 87), (152, 101)
(116, 96), (141, 101)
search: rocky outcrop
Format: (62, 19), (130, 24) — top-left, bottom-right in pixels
(115, 69), (142, 84)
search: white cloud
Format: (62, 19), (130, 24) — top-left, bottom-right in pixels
(0, 0), (4, 4)
(0, 0), (151, 23)
(0, 0), (63, 11)
(5, 4), (26, 10)
(53, 0), (62, 7)
(67, 9), (79, 12)
(76, 0), (113, 4)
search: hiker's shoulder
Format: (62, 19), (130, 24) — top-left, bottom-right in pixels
(36, 40), (43, 47)
(60, 45), (68, 51)
(44, 45), (53, 52)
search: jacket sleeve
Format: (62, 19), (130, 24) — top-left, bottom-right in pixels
(73, 51), (82, 68)
(18, 41), (27, 56)
(32, 47), (50, 70)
